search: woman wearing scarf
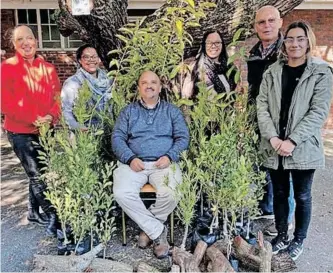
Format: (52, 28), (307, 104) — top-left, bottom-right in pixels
(61, 44), (113, 130)
(181, 30), (236, 99)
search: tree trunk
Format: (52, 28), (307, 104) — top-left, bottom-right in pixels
(205, 245), (235, 272)
(193, 240), (208, 265)
(56, 0), (128, 68)
(136, 262), (160, 273)
(257, 231), (272, 272)
(69, 243), (104, 272)
(33, 254), (133, 272)
(232, 235), (296, 272)
(56, 0), (304, 68)
(172, 241), (207, 273)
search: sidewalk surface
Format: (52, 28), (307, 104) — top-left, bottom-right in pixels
(1, 130), (333, 272)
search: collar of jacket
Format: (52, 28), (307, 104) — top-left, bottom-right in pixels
(248, 31), (284, 61)
(269, 56), (333, 77)
(265, 56), (333, 115)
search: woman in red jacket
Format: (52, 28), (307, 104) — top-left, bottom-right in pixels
(1, 25), (60, 236)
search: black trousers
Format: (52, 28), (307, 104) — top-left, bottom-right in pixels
(269, 166), (315, 241)
(7, 131), (53, 213)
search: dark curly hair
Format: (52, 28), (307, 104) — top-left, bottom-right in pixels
(76, 43), (97, 63)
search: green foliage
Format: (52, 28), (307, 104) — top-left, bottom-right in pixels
(108, 0), (214, 116)
(107, 0), (265, 245)
(38, 83), (116, 255)
(38, 1), (265, 255)
(172, 28), (266, 241)
(107, 0), (216, 247)
(175, 153), (199, 250)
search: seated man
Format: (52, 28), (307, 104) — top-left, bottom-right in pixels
(112, 70), (190, 259)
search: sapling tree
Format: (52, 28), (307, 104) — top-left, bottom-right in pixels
(39, 83), (116, 255)
(175, 153), (200, 250)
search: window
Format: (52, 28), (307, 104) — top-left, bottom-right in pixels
(16, 9), (82, 49)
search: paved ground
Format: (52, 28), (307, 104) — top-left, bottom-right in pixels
(1, 130), (333, 272)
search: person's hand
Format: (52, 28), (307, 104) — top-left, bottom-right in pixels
(270, 137), (283, 151)
(277, 139), (295, 157)
(130, 158), (145, 172)
(154, 156), (171, 169)
(80, 127), (89, 132)
(33, 115), (53, 126)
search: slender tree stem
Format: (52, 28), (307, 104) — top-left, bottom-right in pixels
(181, 224), (189, 250)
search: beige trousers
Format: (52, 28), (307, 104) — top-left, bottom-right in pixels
(113, 161), (182, 240)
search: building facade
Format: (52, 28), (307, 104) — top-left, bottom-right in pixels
(1, 0), (333, 128)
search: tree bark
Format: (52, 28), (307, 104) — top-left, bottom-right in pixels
(33, 254), (133, 272)
(205, 245), (235, 272)
(257, 231), (272, 272)
(232, 235), (296, 272)
(172, 241), (207, 273)
(56, 0), (128, 68)
(69, 243), (104, 272)
(193, 240), (208, 265)
(136, 262), (160, 273)
(56, 0), (304, 68)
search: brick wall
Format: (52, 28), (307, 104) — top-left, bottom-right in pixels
(38, 51), (77, 82)
(1, 8), (333, 129)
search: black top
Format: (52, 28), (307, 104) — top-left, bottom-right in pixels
(279, 62), (307, 139)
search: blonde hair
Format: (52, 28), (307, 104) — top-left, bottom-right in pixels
(280, 20), (316, 59)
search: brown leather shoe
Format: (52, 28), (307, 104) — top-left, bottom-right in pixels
(153, 226), (170, 259)
(138, 231), (152, 249)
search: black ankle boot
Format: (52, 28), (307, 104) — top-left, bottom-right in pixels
(27, 208), (49, 226)
(31, 181), (58, 237)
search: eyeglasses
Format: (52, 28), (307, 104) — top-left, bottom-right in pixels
(284, 36), (308, 45)
(82, 55), (99, 61)
(205, 41), (222, 48)
(255, 18), (278, 27)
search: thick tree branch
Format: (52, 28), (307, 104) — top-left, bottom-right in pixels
(56, 0), (127, 68)
(56, 0), (304, 68)
(147, 0), (305, 57)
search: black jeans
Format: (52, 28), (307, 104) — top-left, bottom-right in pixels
(7, 131), (52, 212)
(269, 166), (315, 241)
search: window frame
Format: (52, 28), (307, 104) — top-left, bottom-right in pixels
(14, 8), (81, 51)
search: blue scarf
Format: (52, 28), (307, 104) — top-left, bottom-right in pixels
(76, 67), (112, 112)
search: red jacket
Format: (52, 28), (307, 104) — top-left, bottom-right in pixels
(1, 53), (61, 134)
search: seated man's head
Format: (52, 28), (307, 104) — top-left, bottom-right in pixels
(138, 71), (162, 105)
